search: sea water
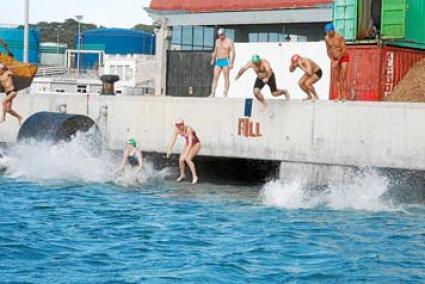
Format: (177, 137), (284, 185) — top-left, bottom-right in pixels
(0, 137), (424, 283)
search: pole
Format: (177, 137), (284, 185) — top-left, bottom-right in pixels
(23, 0), (29, 62)
(77, 21), (81, 72)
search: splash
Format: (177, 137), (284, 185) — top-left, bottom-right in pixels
(1, 131), (170, 186)
(261, 169), (396, 212)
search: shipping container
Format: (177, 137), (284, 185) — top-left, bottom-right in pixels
(150, 0), (332, 13)
(330, 44), (425, 101)
(391, 0), (425, 50)
(333, 0), (425, 49)
(333, 0), (406, 41)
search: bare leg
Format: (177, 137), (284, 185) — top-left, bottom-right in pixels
(210, 66), (222, 98)
(185, 143), (201, 184)
(222, 67), (230, 98)
(298, 75), (311, 100)
(0, 93), (17, 123)
(253, 88), (268, 110)
(340, 62), (349, 101)
(333, 65), (341, 101)
(177, 147), (187, 182)
(305, 75), (320, 101)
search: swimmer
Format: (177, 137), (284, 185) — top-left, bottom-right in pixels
(289, 54), (322, 101)
(235, 54), (289, 110)
(210, 28), (235, 98)
(324, 23), (350, 102)
(0, 64), (23, 124)
(115, 138), (145, 182)
(166, 118), (201, 185)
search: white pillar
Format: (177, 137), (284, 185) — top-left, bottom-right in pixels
(154, 18), (170, 96)
(23, 0), (29, 63)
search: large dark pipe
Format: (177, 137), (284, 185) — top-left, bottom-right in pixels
(17, 112), (102, 146)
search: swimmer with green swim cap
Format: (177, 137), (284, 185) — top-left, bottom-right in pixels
(115, 138), (144, 180)
(235, 54), (290, 110)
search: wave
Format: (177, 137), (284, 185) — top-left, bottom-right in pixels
(260, 168), (396, 212)
(1, 131), (170, 186)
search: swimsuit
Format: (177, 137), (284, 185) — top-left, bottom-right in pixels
(127, 151), (141, 167)
(216, 57), (230, 68)
(339, 53), (350, 64)
(181, 126), (200, 145)
(254, 72), (278, 93)
(314, 69), (323, 79)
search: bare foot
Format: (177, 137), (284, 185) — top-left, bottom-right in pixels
(303, 97), (312, 102)
(284, 90), (290, 100)
(209, 93), (215, 98)
(191, 176), (198, 185)
(176, 175), (185, 182)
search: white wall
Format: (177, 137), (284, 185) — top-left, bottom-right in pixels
(215, 42), (331, 100)
(2, 94), (425, 171)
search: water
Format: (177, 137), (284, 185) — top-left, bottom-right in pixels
(0, 137), (424, 283)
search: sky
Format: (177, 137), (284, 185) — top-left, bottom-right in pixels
(1, 0), (153, 28)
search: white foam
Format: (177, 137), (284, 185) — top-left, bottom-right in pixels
(261, 169), (396, 212)
(2, 131), (170, 186)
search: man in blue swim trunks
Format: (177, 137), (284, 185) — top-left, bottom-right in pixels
(210, 28), (235, 98)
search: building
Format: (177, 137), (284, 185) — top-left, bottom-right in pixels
(40, 42), (68, 66)
(76, 28), (155, 70)
(147, 0), (333, 96)
(0, 27), (40, 64)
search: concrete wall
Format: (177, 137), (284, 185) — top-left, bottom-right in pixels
(1, 93), (425, 171)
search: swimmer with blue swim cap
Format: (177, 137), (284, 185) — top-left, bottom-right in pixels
(324, 22), (351, 101)
(235, 54), (289, 110)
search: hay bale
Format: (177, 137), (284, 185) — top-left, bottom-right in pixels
(386, 58), (425, 102)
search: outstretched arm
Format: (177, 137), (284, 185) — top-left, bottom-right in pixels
(167, 130), (178, 158)
(115, 149), (129, 174)
(235, 61), (251, 80)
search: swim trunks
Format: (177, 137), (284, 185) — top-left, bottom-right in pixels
(314, 69), (323, 79)
(254, 72), (277, 93)
(216, 57), (229, 68)
(339, 53), (350, 64)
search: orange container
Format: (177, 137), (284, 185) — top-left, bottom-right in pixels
(330, 44), (425, 101)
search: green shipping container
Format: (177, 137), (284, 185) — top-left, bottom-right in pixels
(392, 0), (425, 49)
(332, 0), (408, 40)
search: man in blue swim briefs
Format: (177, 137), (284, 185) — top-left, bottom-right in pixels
(210, 28), (235, 98)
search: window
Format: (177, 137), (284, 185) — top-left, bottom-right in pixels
(55, 89), (65, 93)
(171, 26), (215, 50)
(249, 33), (259, 42)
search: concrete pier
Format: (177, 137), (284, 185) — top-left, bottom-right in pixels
(1, 93), (425, 173)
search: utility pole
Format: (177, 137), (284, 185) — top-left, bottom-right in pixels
(75, 15), (83, 73)
(23, 0), (29, 62)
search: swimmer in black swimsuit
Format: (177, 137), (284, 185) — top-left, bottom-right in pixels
(116, 138), (144, 175)
(289, 54), (322, 101)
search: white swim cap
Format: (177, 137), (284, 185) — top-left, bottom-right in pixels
(217, 28), (225, 36)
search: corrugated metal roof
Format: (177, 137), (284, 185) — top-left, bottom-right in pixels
(150, 0), (333, 13)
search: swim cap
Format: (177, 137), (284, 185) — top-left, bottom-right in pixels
(217, 28), (225, 36)
(325, 23), (335, 33)
(175, 118), (185, 127)
(127, 138), (136, 147)
(251, 54), (261, 64)
(291, 54), (301, 63)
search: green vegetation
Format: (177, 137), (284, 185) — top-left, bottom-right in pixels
(19, 19), (154, 49)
